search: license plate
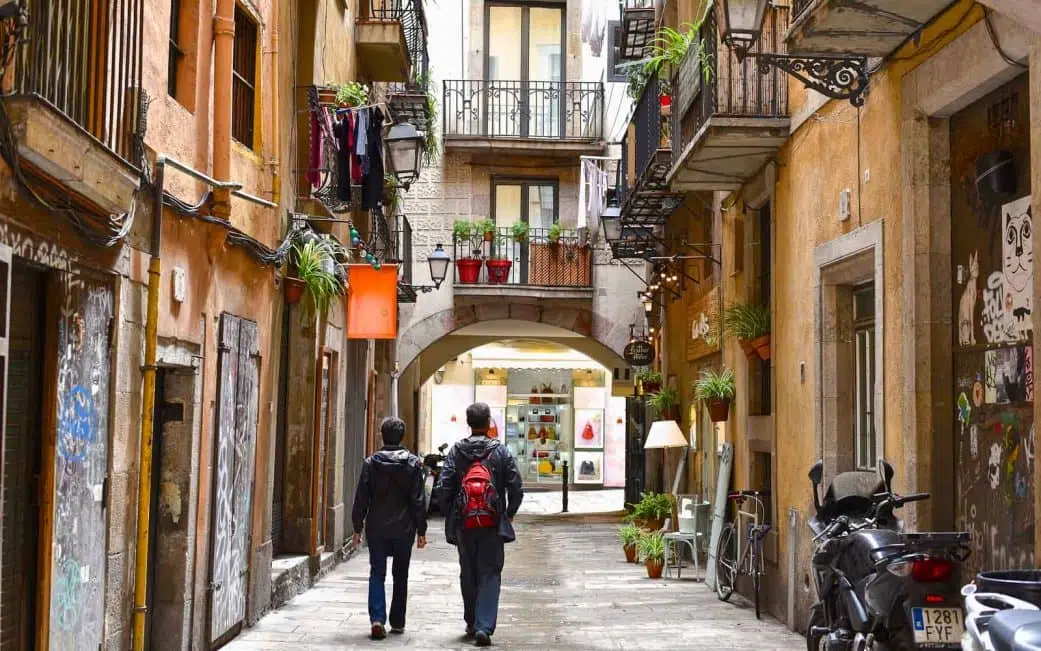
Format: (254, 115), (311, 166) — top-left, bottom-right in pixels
(912, 607), (964, 646)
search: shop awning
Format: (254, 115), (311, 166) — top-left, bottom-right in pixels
(469, 343), (605, 371)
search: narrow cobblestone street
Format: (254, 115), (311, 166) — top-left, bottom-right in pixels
(227, 515), (803, 650)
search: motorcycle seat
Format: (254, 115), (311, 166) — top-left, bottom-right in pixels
(989, 610), (1041, 651)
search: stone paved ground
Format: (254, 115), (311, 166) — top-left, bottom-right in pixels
(227, 515), (804, 650)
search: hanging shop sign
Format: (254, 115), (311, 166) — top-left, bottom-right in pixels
(687, 286), (720, 361)
(623, 339), (655, 366)
(347, 264), (398, 339)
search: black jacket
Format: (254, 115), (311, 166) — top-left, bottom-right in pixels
(438, 436), (524, 545)
(352, 445), (428, 539)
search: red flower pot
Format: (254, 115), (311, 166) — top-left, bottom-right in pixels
(456, 258), (482, 284)
(284, 277), (305, 304)
(486, 259), (512, 284)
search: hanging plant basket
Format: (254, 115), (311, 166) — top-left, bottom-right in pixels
(708, 399), (731, 423)
(486, 259), (512, 284)
(646, 558), (665, 579)
(739, 339), (758, 360)
(284, 277), (306, 305)
(456, 259), (482, 284)
(753, 334), (771, 361)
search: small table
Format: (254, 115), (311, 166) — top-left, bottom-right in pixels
(664, 531), (701, 580)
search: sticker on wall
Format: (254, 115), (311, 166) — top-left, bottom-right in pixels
(958, 251), (979, 346)
(981, 195), (1033, 344)
(1027, 345), (1035, 402)
(970, 424), (979, 458)
(985, 347), (1028, 404)
(957, 392), (972, 425)
(972, 379), (985, 408)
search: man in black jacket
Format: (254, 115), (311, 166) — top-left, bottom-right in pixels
(351, 417), (427, 640)
(439, 403), (524, 647)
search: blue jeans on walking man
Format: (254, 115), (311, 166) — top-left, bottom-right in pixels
(367, 536), (414, 629)
(458, 528), (505, 635)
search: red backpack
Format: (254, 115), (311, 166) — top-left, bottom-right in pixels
(461, 457), (499, 530)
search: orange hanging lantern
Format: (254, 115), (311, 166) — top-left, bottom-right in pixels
(347, 264), (398, 339)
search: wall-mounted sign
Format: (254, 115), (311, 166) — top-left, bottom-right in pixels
(687, 286), (720, 361)
(623, 339), (655, 366)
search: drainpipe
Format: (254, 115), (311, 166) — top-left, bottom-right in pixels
(268, 2), (280, 203)
(131, 159), (165, 651)
(212, 0), (235, 217)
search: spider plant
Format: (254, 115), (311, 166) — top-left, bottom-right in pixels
(723, 302), (770, 341)
(637, 530), (667, 562)
(292, 238), (344, 319)
(618, 523), (642, 547)
(647, 386), (679, 415)
(422, 70), (440, 166)
(332, 81), (369, 107)
(693, 367), (736, 403)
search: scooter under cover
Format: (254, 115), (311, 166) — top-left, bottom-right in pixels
(989, 610), (1041, 651)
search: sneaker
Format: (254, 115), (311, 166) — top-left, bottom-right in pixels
(371, 622), (386, 640)
(475, 631), (491, 647)
(390, 626), (405, 635)
(463, 629), (476, 640)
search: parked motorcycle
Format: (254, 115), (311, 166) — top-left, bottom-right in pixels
(806, 459), (971, 650)
(423, 443), (448, 515)
(962, 571), (1041, 650)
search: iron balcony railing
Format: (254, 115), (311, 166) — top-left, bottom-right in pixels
(365, 0), (428, 87)
(631, 71), (664, 185)
(391, 213), (413, 286)
(792, 0), (813, 20)
(12, 0), (145, 166)
(443, 80), (604, 141)
(452, 227), (593, 288)
(673, 6), (789, 159)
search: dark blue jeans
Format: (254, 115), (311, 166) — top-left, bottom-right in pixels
(458, 528), (505, 635)
(367, 535), (413, 628)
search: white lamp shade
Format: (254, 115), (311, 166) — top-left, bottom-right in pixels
(644, 420), (688, 449)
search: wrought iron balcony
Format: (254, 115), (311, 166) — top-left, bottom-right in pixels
(10, 0), (145, 167)
(452, 227), (593, 290)
(357, 0), (426, 82)
(618, 0), (657, 60)
(668, 6), (790, 192)
(787, 0), (954, 56)
(443, 80), (604, 144)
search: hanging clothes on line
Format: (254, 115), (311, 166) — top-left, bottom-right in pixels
(332, 111), (353, 202)
(361, 107), (386, 210)
(581, 0), (607, 57)
(578, 158), (610, 231)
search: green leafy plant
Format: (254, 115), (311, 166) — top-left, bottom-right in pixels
(422, 71), (440, 166)
(475, 217), (496, 239)
(637, 530), (667, 562)
(723, 302), (770, 341)
(648, 386), (679, 414)
(331, 81), (369, 107)
(636, 370), (662, 384)
(453, 220), (474, 241)
(617, 523), (642, 547)
(627, 491), (673, 523)
(511, 221), (530, 242)
(618, 6), (714, 96)
(548, 222), (563, 244)
(694, 367), (736, 403)
(291, 238), (344, 318)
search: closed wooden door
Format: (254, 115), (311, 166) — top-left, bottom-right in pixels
(208, 314), (260, 646)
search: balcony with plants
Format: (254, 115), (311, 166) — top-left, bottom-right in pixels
(666, 5), (790, 192)
(0, 0), (145, 219)
(450, 220), (594, 299)
(789, 0), (955, 56)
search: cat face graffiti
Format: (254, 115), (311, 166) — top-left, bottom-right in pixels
(1003, 203), (1032, 293)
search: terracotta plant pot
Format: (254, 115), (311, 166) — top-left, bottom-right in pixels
(456, 258), (482, 284)
(753, 334), (771, 360)
(624, 543), (638, 563)
(316, 87), (337, 105)
(739, 339), (758, 360)
(485, 259), (512, 284)
(646, 558), (665, 579)
(639, 517), (663, 532)
(708, 399), (731, 423)
(483, 230), (495, 242)
(284, 277), (305, 305)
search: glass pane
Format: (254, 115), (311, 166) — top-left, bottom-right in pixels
(529, 7), (562, 137)
(527, 185), (556, 232)
(488, 6), (523, 80)
(494, 184), (522, 226)
(854, 285), (875, 321)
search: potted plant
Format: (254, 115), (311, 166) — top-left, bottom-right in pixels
(476, 217), (496, 243)
(695, 367), (736, 423)
(289, 238), (344, 319)
(637, 370), (663, 395)
(724, 302), (771, 360)
(485, 251), (512, 284)
(453, 221), (482, 284)
(626, 491), (673, 532)
(333, 81), (369, 108)
(511, 221), (530, 243)
(548, 222), (563, 245)
(638, 531), (667, 579)
(648, 386), (680, 421)
(618, 523), (641, 563)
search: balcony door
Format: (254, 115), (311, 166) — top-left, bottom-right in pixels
(493, 180), (557, 284)
(485, 3), (564, 138)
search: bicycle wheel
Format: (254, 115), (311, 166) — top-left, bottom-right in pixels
(751, 545), (762, 619)
(715, 522), (737, 601)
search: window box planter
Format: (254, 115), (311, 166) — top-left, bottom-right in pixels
(456, 259), (483, 284)
(486, 259), (512, 284)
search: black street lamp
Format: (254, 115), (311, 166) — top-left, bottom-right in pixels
(426, 243), (451, 290)
(600, 205), (622, 242)
(716, 0), (869, 107)
(386, 122), (425, 189)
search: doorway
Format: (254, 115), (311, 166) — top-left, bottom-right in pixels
(1, 262), (45, 651)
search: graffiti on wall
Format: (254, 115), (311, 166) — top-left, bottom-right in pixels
(958, 251), (979, 345)
(984, 346), (1028, 404)
(981, 196), (1033, 344)
(49, 273), (112, 651)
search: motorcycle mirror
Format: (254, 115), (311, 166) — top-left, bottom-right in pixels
(438, 443), (448, 452)
(877, 458), (894, 492)
(808, 461), (824, 485)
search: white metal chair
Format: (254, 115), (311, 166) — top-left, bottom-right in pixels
(664, 498), (710, 580)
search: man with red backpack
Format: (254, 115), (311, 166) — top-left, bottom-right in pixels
(438, 402), (524, 647)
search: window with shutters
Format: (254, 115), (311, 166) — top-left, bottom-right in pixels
(232, 6), (258, 149)
(168, 0), (199, 110)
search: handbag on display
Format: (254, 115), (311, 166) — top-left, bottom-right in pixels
(581, 421), (595, 441)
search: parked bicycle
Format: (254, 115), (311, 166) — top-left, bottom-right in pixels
(714, 490), (772, 619)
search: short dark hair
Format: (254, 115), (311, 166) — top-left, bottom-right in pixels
(380, 417), (406, 445)
(466, 402), (491, 432)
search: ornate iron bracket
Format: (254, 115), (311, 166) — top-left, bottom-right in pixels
(738, 51), (870, 107)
